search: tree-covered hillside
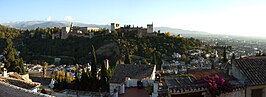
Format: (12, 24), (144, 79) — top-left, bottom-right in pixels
(0, 25), (26, 74)
(0, 25), (23, 52)
(0, 25), (204, 68)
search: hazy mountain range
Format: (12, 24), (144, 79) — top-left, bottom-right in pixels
(1, 21), (209, 35)
(1, 21), (110, 30)
(154, 27), (208, 35)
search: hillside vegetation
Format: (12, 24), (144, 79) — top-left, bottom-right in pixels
(0, 25), (203, 67)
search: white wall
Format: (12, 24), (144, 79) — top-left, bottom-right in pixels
(52, 92), (91, 97)
(126, 79), (138, 87)
(120, 84), (125, 94)
(61, 27), (70, 39)
(147, 24), (153, 33)
(219, 89), (245, 97)
(219, 85), (266, 97)
(109, 83), (121, 94)
(31, 87), (38, 92)
(125, 79), (154, 87)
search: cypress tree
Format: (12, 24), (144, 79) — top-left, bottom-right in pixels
(100, 60), (109, 91)
(231, 53), (235, 60)
(41, 61), (48, 78)
(152, 53), (157, 65)
(211, 62), (215, 69)
(223, 46), (228, 63)
(231, 53), (236, 64)
(2, 38), (25, 74)
(80, 71), (90, 90)
(101, 61), (108, 80)
(91, 45), (97, 78)
(74, 64), (80, 80)
(73, 64), (80, 89)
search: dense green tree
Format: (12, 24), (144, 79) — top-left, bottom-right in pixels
(211, 60), (215, 69)
(13, 57), (25, 73)
(141, 58), (149, 64)
(2, 39), (25, 74)
(80, 72), (90, 90)
(100, 61), (109, 91)
(0, 25), (22, 39)
(41, 61), (48, 78)
(52, 70), (74, 89)
(74, 64), (80, 80)
(231, 53), (235, 60)
(152, 53), (157, 65)
(2, 39), (15, 69)
(124, 48), (131, 64)
(72, 64), (80, 90)
(223, 47), (227, 63)
(91, 45), (97, 78)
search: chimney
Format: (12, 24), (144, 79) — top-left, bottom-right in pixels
(3, 68), (7, 77)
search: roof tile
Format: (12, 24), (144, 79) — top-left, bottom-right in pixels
(234, 57), (266, 85)
(110, 64), (155, 83)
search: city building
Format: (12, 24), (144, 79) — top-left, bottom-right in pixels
(111, 23), (120, 32)
(109, 64), (157, 97)
(58, 23), (101, 39)
(79, 27), (99, 33)
(159, 69), (244, 97)
(147, 23), (153, 33)
(230, 57), (266, 97)
(0, 72), (51, 97)
(112, 23), (156, 38)
(60, 27), (71, 39)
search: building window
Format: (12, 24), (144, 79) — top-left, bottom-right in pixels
(251, 88), (263, 97)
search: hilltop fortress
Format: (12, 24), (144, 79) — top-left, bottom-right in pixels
(56, 23), (156, 39)
(111, 23), (156, 37)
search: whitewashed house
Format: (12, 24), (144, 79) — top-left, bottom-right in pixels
(109, 64), (157, 97)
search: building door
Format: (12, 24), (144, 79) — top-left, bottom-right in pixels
(251, 88), (263, 97)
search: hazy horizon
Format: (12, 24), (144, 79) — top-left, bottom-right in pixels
(1, 0), (266, 37)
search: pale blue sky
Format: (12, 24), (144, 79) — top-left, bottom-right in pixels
(1, 0), (266, 37)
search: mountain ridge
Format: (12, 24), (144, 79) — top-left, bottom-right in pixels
(1, 21), (110, 30)
(154, 26), (209, 35)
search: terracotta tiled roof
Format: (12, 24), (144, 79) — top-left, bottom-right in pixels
(162, 69), (242, 90)
(234, 57), (266, 85)
(0, 76), (40, 89)
(110, 64), (155, 83)
(0, 81), (51, 97)
(190, 69), (223, 80)
(162, 70), (217, 90)
(163, 76), (206, 89)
